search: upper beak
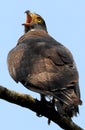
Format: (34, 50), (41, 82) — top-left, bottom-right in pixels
(24, 10), (30, 14)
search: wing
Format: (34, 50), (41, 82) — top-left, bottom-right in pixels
(7, 31), (82, 117)
(8, 32), (75, 85)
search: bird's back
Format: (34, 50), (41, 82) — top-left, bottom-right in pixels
(7, 30), (82, 117)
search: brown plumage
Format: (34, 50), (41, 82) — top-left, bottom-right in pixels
(7, 10), (82, 117)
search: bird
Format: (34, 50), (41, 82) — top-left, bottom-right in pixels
(7, 10), (82, 118)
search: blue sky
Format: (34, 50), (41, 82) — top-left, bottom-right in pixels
(0, 1), (85, 130)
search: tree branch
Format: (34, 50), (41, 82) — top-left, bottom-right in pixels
(0, 85), (83, 130)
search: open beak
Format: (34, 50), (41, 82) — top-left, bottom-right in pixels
(22, 10), (32, 26)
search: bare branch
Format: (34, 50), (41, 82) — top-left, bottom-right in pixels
(0, 85), (83, 130)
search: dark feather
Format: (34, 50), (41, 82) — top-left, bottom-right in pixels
(7, 12), (82, 118)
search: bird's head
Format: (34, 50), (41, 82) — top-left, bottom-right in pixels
(22, 10), (47, 33)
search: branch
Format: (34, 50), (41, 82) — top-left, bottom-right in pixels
(0, 85), (83, 130)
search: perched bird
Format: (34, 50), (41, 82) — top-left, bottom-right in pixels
(7, 10), (82, 118)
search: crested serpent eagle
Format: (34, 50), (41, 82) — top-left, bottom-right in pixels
(7, 10), (82, 118)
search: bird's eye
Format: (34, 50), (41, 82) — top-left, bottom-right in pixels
(37, 18), (42, 23)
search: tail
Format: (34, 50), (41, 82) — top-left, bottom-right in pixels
(53, 88), (82, 117)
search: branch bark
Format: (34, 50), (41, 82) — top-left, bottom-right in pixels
(0, 85), (83, 130)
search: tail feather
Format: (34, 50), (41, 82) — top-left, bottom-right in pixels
(53, 88), (81, 117)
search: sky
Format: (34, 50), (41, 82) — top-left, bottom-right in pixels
(0, 0), (85, 130)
